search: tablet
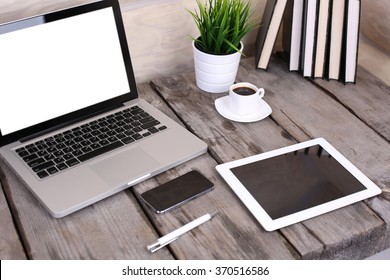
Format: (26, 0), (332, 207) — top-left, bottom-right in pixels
(216, 138), (382, 231)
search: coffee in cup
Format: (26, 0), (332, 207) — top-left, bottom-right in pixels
(233, 86), (257, 96)
(229, 82), (265, 115)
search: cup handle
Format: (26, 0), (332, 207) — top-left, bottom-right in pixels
(258, 88), (265, 98)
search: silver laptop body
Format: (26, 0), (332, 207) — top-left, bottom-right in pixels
(0, 0), (207, 218)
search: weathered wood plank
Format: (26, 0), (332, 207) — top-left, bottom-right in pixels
(0, 153), (173, 260)
(150, 57), (388, 259)
(0, 176), (27, 259)
(312, 66), (390, 141)
(0, 85), (175, 260)
(238, 57), (389, 258)
(132, 83), (299, 259)
(311, 64), (390, 253)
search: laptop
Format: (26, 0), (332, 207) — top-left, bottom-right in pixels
(0, 0), (207, 218)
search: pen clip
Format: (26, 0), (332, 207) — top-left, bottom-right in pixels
(147, 236), (179, 253)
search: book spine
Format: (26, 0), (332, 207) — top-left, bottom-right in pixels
(289, 0), (305, 72)
(301, 0), (319, 77)
(313, 0), (331, 78)
(255, 0), (277, 68)
(352, 0), (361, 84)
(256, 0), (288, 70)
(300, 0), (308, 74)
(328, 0), (346, 80)
(342, 0), (361, 83)
(310, 0), (320, 78)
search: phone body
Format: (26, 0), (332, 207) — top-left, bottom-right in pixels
(140, 170), (214, 213)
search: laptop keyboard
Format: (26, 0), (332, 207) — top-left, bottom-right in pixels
(14, 105), (167, 179)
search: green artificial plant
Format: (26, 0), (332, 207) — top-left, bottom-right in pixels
(188, 0), (258, 55)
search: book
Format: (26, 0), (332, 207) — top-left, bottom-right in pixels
(313, 0), (331, 78)
(255, 0), (288, 70)
(282, 0), (304, 71)
(340, 0), (361, 83)
(327, 0), (346, 80)
(301, 0), (319, 77)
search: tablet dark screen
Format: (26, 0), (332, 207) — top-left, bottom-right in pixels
(230, 145), (367, 220)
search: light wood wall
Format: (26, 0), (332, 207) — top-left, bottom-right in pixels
(5, 0), (388, 85)
(0, 0), (267, 83)
(361, 0), (390, 53)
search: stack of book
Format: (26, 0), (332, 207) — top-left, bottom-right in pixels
(255, 0), (361, 83)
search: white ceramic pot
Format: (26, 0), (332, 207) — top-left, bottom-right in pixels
(193, 41), (243, 93)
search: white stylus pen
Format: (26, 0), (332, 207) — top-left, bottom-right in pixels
(147, 212), (217, 253)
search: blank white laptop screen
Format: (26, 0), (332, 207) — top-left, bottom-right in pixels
(0, 7), (130, 136)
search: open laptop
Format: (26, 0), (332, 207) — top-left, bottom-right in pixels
(0, 0), (207, 218)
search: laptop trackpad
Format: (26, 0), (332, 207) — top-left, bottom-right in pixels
(89, 146), (159, 186)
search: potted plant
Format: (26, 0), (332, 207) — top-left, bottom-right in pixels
(188, 0), (258, 93)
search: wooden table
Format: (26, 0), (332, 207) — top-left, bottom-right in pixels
(1, 56), (389, 260)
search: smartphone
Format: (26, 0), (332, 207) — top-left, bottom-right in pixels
(140, 170), (214, 213)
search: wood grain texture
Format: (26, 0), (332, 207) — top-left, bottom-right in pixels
(133, 83), (299, 259)
(122, 0), (265, 83)
(311, 57), (390, 253)
(0, 0), (266, 83)
(360, 0), (390, 53)
(0, 0), (147, 24)
(313, 65), (390, 142)
(150, 56), (388, 259)
(0, 154), (173, 259)
(239, 57), (389, 258)
(358, 35), (390, 86)
(0, 176), (26, 259)
(0, 0), (94, 24)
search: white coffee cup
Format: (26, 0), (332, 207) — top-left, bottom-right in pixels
(229, 82), (265, 115)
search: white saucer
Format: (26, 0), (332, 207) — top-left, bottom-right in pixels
(215, 95), (272, 123)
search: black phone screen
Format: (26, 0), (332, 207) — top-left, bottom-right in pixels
(140, 170), (214, 213)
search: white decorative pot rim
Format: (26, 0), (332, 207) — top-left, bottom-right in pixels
(192, 40), (244, 64)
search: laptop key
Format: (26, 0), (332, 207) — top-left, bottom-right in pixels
(99, 139), (109, 146)
(28, 158), (45, 167)
(140, 116), (155, 124)
(18, 150), (29, 157)
(72, 150), (83, 157)
(44, 154), (55, 161)
(81, 146), (93, 153)
(121, 137), (134, 144)
(57, 163), (68, 171)
(77, 141), (123, 162)
(141, 120), (161, 130)
(148, 127), (159, 134)
(132, 133), (143, 140)
(63, 153), (74, 161)
(28, 147), (39, 154)
(33, 161), (55, 173)
(54, 157), (64, 164)
(47, 167), (59, 175)
(37, 170), (49, 179)
(66, 158), (80, 167)
(23, 154), (38, 162)
(16, 147), (26, 153)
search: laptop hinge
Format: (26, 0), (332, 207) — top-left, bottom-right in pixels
(20, 103), (124, 143)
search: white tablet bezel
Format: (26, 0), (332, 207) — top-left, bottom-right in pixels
(216, 138), (382, 231)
